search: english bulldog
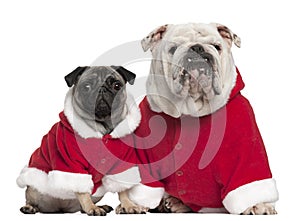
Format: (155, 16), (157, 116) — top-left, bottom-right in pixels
(134, 23), (279, 215)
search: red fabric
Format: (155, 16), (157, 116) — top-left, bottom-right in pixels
(135, 68), (273, 211)
(28, 112), (140, 194)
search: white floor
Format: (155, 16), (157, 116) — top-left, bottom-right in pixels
(10, 191), (286, 221)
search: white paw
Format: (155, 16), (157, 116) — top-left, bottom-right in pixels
(242, 203), (277, 215)
(86, 205), (109, 216)
(115, 204), (148, 214)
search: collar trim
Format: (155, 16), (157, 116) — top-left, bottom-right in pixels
(64, 89), (141, 139)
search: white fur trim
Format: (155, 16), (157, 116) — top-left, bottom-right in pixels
(64, 89), (141, 139)
(101, 167), (141, 193)
(105, 166), (141, 185)
(128, 184), (165, 209)
(17, 166), (48, 189)
(92, 185), (107, 198)
(48, 170), (93, 194)
(92, 167), (141, 197)
(222, 178), (279, 214)
(110, 93), (141, 138)
(17, 166), (94, 199)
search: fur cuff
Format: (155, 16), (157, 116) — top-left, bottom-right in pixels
(17, 166), (48, 189)
(17, 167), (93, 199)
(92, 167), (142, 197)
(222, 178), (279, 214)
(128, 184), (165, 209)
(48, 170), (93, 194)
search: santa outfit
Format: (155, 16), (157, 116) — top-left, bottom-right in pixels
(17, 89), (164, 209)
(135, 68), (279, 214)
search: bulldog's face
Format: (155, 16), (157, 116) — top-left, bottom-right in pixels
(65, 66), (136, 125)
(142, 23), (241, 117)
(143, 23), (240, 101)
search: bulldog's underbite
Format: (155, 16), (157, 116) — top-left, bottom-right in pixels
(16, 66), (164, 215)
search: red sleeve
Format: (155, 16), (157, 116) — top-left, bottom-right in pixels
(29, 120), (90, 175)
(47, 121), (90, 174)
(137, 163), (164, 188)
(134, 98), (164, 188)
(214, 94), (273, 199)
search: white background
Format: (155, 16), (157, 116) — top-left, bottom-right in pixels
(1, 0), (299, 220)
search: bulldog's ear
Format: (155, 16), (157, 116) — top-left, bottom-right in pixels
(212, 23), (241, 48)
(141, 24), (169, 52)
(64, 66), (88, 87)
(111, 66), (136, 85)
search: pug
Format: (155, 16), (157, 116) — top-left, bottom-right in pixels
(135, 23), (279, 215)
(17, 66), (164, 215)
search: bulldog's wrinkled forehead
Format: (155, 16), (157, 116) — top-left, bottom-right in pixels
(165, 23), (222, 44)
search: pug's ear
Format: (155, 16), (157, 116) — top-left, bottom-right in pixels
(211, 23), (241, 48)
(64, 66), (89, 87)
(141, 24), (169, 52)
(111, 66), (136, 85)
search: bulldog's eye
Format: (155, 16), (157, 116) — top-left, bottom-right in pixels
(112, 81), (122, 91)
(169, 46), (177, 55)
(213, 44), (222, 52)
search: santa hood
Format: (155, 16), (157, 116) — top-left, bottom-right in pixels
(228, 68), (245, 100)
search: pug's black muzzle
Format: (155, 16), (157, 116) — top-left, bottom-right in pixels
(95, 95), (111, 119)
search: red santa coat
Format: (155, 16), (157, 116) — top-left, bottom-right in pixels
(135, 69), (279, 214)
(17, 91), (164, 208)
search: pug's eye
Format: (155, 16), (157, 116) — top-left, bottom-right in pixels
(169, 46), (177, 55)
(82, 84), (91, 92)
(112, 81), (122, 91)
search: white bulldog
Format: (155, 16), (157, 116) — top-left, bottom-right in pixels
(140, 23), (278, 215)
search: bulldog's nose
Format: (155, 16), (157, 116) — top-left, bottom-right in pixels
(189, 44), (204, 54)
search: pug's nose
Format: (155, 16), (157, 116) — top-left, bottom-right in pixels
(189, 44), (204, 54)
(98, 87), (107, 94)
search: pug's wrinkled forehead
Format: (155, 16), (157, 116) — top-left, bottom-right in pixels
(79, 66), (124, 85)
(64, 66), (136, 88)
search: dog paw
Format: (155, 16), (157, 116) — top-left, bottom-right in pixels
(164, 196), (193, 213)
(20, 204), (39, 214)
(148, 198), (171, 213)
(86, 205), (111, 216)
(100, 205), (114, 213)
(241, 203), (277, 215)
(115, 204), (149, 214)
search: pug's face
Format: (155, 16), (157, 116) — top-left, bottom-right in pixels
(77, 67), (127, 121)
(65, 66), (135, 128)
